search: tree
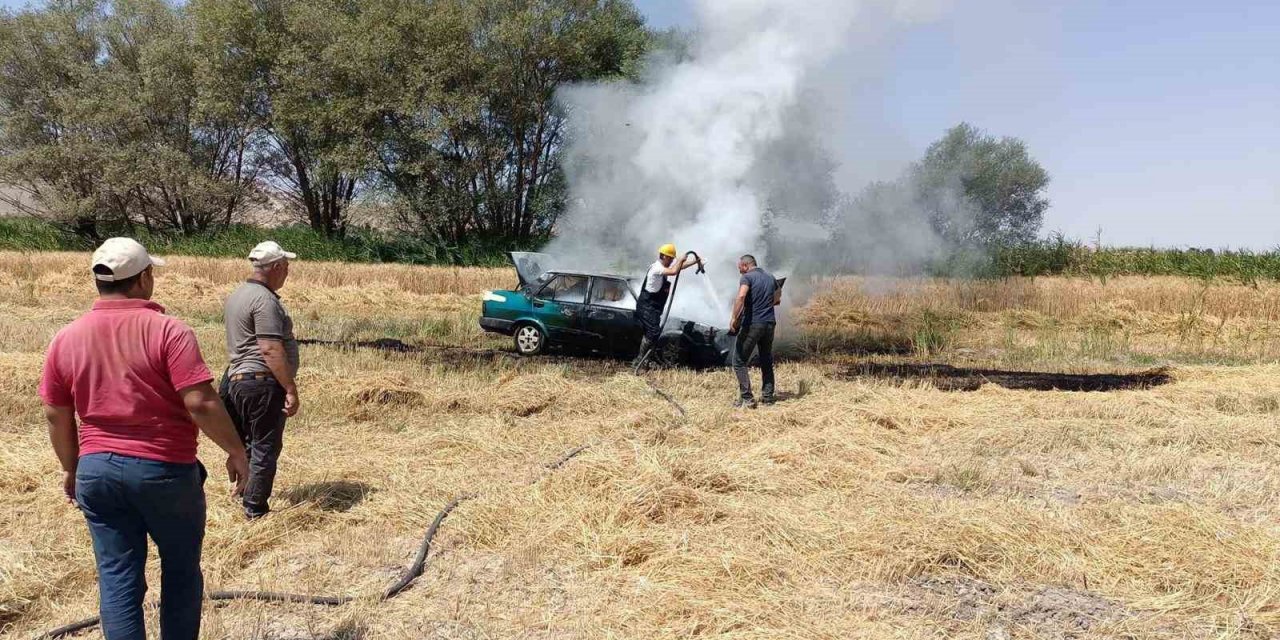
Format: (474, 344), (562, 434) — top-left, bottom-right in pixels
(0, 1), (119, 238)
(193, 0), (378, 238)
(99, 0), (262, 234)
(373, 0), (650, 243)
(913, 122), (1050, 247)
(0, 0), (260, 237)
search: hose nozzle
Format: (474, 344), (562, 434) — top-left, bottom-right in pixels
(685, 251), (705, 274)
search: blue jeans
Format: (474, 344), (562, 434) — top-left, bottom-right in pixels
(75, 452), (206, 640)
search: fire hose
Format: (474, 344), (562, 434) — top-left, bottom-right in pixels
(36, 338), (687, 637)
(35, 438), (602, 639)
(632, 251), (705, 375)
(34, 483), (486, 640)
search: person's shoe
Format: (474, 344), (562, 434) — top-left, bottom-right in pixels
(760, 396), (777, 406)
(733, 397), (757, 409)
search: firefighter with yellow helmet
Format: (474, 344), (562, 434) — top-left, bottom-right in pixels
(634, 243), (702, 364)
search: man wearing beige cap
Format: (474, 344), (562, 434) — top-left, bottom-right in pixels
(220, 240), (299, 519)
(40, 238), (249, 639)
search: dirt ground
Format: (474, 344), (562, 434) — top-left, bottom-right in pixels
(1, 252), (1279, 639)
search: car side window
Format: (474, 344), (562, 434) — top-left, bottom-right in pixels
(537, 275), (588, 304)
(589, 278), (636, 311)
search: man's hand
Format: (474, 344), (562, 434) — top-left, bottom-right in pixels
(181, 382), (250, 495)
(61, 470), (77, 506)
(283, 387), (300, 417)
(226, 453), (249, 496)
(45, 405), (79, 506)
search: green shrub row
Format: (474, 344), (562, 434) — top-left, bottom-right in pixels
(0, 218), (540, 267)
(3, 217), (1277, 281)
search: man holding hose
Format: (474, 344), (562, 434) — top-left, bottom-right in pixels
(40, 238), (249, 640)
(634, 243), (702, 366)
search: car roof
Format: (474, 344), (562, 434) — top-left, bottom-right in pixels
(542, 270), (636, 281)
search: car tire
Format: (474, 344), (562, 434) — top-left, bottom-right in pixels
(513, 323), (546, 356)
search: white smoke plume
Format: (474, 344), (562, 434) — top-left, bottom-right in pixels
(548, 0), (956, 326)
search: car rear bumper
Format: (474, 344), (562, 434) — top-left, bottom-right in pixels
(479, 317), (516, 334)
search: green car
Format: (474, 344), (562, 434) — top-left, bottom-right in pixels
(479, 252), (732, 367)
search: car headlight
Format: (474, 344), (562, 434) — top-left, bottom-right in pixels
(483, 291), (507, 303)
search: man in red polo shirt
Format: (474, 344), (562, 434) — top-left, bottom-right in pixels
(40, 238), (250, 640)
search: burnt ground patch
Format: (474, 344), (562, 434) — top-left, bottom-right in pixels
(841, 363), (1172, 392)
(299, 337), (516, 363)
(298, 337), (627, 379)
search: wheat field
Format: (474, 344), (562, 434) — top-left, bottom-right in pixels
(2, 251), (1279, 639)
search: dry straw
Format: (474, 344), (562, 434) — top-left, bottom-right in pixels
(2, 252), (1279, 638)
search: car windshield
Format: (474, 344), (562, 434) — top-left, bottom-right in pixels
(590, 278), (636, 311)
(537, 274), (588, 304)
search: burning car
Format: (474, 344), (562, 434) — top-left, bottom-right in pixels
(479, 252), (733, 367)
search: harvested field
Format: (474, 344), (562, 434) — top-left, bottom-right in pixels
(2, 251), (1279, 639)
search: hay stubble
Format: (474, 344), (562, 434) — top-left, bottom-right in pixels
(1, 253), (1279, 639)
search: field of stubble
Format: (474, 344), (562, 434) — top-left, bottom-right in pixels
(2, 251), (1279, 639)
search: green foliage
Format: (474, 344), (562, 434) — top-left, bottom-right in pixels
(0, 217), (540, 266)
(2, 0), (652, 242)
(914, 122), (1050, 248)
(910, 309), (962, 356)
(370, 0), (650, 243)
(3, 216), (1277, 280)
(0, 0), (261, 238)
(192, 0), (374, 237)
(928, 235), (1280, 284)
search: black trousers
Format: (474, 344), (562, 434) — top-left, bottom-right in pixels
(636, 300), (665, 343)
(221, 378), (287, 517)
(732, 322), (776, 400)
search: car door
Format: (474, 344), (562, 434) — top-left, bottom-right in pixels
(583, 277), (642, 354)
(531, 274), (592, 345)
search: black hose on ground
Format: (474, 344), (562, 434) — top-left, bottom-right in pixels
(34, 439), (594, 640)
(380, 497), (466, 600)
(35, 587), (359, 639)
(35, 497), (466, 640)
(644, 379), (688, 419)
(545, 445), (591, 471)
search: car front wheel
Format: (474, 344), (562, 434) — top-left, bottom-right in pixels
(514, 324), (546, 356)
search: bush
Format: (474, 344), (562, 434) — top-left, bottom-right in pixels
(925, 236), (1280, 283)
(0, 218), (540, 267)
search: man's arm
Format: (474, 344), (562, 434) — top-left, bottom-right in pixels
(44, 405), (78, 505)
(729, 283), (750, 332)
(257, 338), (299, 417)
(180, 382), (249, 496)
(660, 255), (704, 276)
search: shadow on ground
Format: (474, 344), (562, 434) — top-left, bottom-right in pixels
(280, 480), (374, 512)
(841, 363), (1173, 392)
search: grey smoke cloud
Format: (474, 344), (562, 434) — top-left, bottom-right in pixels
(549, 0), (959, 325)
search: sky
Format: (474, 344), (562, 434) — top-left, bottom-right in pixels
(2, 0), (1275, 248)
(634, 0), (1279, 249)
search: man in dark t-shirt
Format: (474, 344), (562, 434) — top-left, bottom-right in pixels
(728, 254), (781, 408)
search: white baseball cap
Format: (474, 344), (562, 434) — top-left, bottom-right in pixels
(91, 238), (165, 282)
(248, 240), (297, 266)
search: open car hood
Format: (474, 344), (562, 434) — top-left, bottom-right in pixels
(509, 251), (555, 287)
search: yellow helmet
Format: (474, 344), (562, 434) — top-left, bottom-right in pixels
(658, 243), (677, 258)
